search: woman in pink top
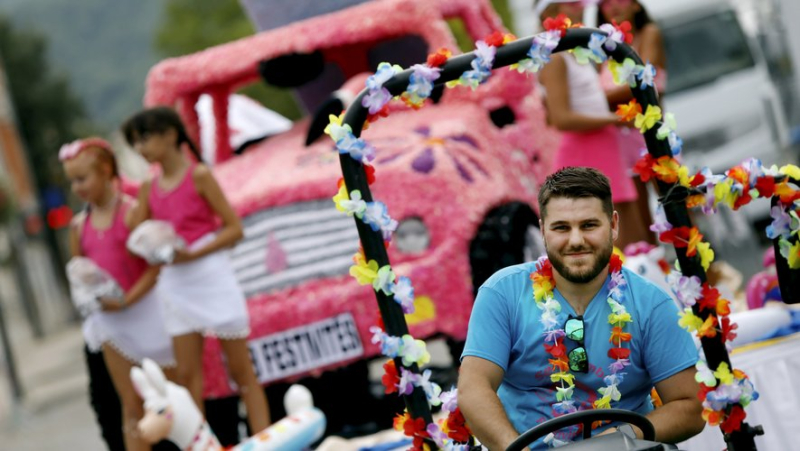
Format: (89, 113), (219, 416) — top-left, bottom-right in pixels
(598, 0), (668, 245)
(123, 107), (270, 433)
(536, 0), (650, 249)
(61, 138), (174, 451)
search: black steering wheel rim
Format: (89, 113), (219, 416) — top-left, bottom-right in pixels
(506, 408), (655, 451)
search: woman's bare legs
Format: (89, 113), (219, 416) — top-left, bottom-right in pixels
(219, 338), (270, 432)
(172, 332), (206, 414)
(103, 345), (150, 451)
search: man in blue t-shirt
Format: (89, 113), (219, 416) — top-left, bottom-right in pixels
(459, 167), (704, 450)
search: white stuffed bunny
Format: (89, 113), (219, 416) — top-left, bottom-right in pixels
(131, 359), (326, 451)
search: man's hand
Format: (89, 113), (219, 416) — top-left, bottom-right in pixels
(596, 424), (643, 440)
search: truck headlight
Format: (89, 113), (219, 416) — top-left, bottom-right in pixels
(395, 218), (430, 254)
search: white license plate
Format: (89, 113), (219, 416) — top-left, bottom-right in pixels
(247, 313), (364, 384)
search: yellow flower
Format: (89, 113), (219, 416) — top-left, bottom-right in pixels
(550, 372), (575, 386)
(634, 104), (662, 133)
(713, 362), (734, 385)
(349, 258), (379, 285)
(780, 164), (800, 180)
(714, 179), (736, 209)
(788, 241), (800, 269)
(533, 275), (554, 303)
(678, 309), (703, 332)
(608, 312), (632, 324)
(697, 241), (715, 271)
(594, 395), (612, 409)
(323, 113), (351, 142)
(332, 184), (349, 212)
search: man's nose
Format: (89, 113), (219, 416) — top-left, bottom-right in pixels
(568, 228), (585, 246)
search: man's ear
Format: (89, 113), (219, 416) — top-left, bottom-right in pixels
(611, 210), (620, 242)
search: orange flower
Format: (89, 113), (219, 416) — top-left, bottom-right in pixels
(702, 408), (723, 426)
(775, 181), (800, 204)
(394, 412), (411, 431)
(686, 227), (703, 257)
(698, 315), (718, 338)
(652, 156), (681, 184)
(687, 194), (706, 209)
(426, 48), (452, 67)
(610, 326), (632, 345)
(633, 154), (655, 182)
(616, 99), (642, 122)
(716, 298), (731, 316)
(550, 358), (569, 372)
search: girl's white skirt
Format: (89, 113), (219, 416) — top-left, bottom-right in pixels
(83, 290), (175, 366)
(157, 233), (250, 339)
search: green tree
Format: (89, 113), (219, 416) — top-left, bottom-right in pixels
(0, 14), (89, 195)
(155, 0), (302, 120)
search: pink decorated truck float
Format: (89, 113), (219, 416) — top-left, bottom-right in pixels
(142, 0), (558, 400)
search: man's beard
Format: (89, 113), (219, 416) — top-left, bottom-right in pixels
(546, 237), (614, 284)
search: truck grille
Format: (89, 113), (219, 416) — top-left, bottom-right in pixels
(231, 199), (360, 297)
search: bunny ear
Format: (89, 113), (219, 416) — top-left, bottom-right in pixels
(131, 366), (155, 401)
(142, 359), (168, 396)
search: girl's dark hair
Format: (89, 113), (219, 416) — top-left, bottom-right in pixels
(596, 0), (652, 31)
(121, 106), (203, 162)
(538, 167), (614, 220)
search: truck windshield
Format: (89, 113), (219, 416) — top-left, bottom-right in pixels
(662, 10), (755, 95)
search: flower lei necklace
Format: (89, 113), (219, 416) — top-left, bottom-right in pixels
(531, 253), (632, 420)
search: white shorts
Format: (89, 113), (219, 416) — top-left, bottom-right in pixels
(157, 233), (250, 339)
(83, 290), (175, 366)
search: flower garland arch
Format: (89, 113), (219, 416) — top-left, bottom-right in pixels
(328, 17), (774, 450)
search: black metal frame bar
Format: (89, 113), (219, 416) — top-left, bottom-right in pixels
(337, 28), (763, 450)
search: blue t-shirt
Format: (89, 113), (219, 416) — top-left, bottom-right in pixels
(462, 262), (697, 449)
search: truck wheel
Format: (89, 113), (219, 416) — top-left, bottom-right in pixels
(448, 202), (544, 365)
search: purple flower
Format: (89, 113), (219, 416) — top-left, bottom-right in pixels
(427, 423), (449, 448)
(650, 205), (673, 234)
(440, 389), (458, 413)
(391, 276), (416, 314)
(361, 87), (392, 115)
(397, 368), (418, 395)
(608, 358), (631, 374)
(767, 205), (792, 239)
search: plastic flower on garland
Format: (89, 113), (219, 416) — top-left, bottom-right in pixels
(350, 257), (379, 285)
(650, 204), (673, 234)
(514, 31), (561, 74)
(543, 13), (573, 36)
(373, 265), (396, 296)
(397, 368), (417, 395)
(417, 369), (443, 406)
(363, 201), (399, 241)
(336, 132), (376, 163)
(695, 361), (717, 387)
(455, 40), (496, 89)
(404, 63), (441, 107)
(337, 189), (367, 218)
(616, 99), (642, 122)
(427, 48), (452, 68)
(634, 104), (662, 133)
(637, 63), (656, 90)
(391, 276), (416, 314)
(609, 58), (640, 87)
(400, 335), (431, 367)
(324, 113), (351, 142)
(573, 33), (608, 64)
(363, 62), (402, 114)
(382, 360), (399, 394)
(666, 272), (702, 307)
(656, 112), (683, 156)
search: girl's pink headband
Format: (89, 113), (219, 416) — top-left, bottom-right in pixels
(58, 137), (113, 161)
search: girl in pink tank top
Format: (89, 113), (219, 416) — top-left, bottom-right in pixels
(536, 1), (650, 250)
(123, 107), (271, 434)
(61, 137), (174, 451)
(597, 0), (668, 246)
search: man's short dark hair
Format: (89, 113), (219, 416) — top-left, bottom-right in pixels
(538, 167), (614, 220)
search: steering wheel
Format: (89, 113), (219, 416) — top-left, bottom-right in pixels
(506, 409), (655, 451)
